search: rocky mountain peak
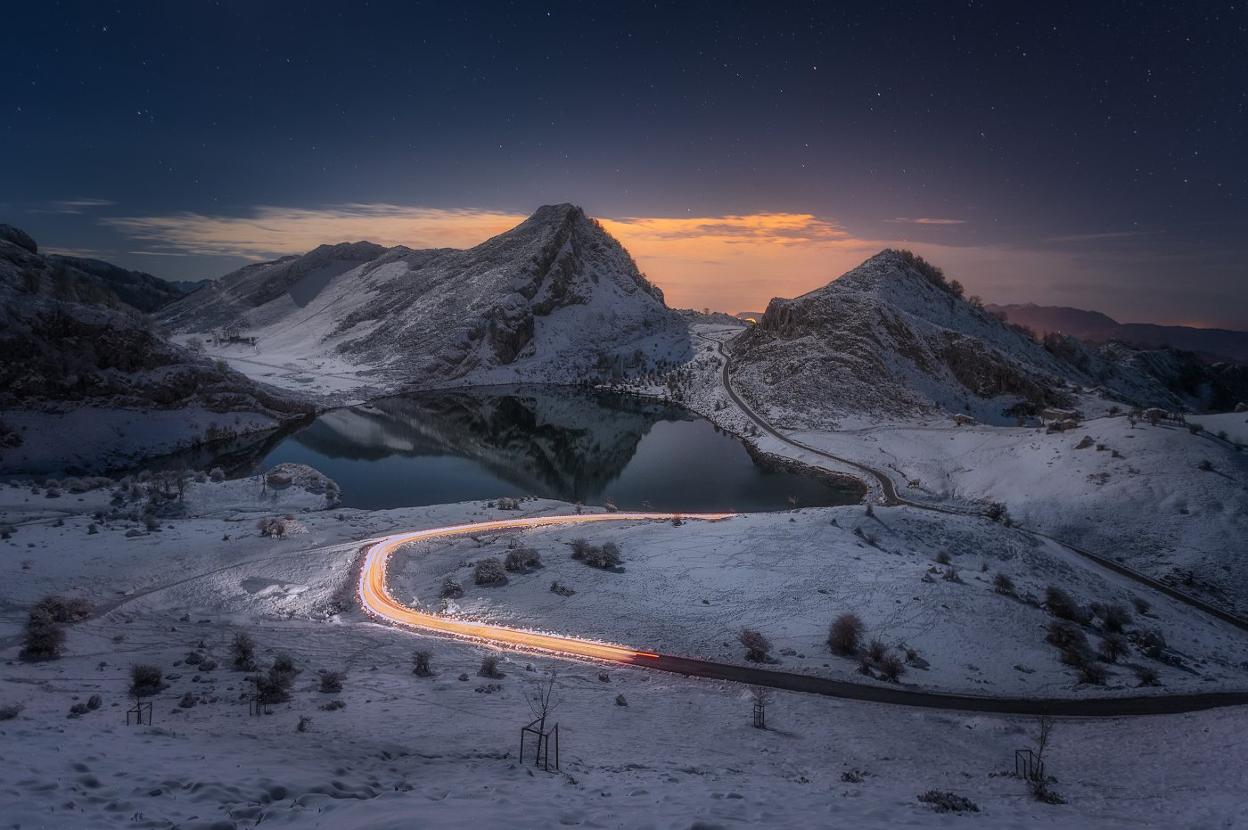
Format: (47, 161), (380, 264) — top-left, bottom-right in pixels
(0, 224), (38, 255)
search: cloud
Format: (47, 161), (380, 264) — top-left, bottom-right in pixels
(32, 198), (116, 215)
(103, 204), (527, 260)
(1044, 230), (1152, 243)
(885, 217), (966, 225)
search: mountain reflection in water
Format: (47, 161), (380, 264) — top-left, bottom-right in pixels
(232, 387), (865, 511)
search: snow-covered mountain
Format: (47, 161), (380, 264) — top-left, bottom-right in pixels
(158, 204), (691, 390)
(730, 249), (1247, 426)
(0, 226), (312, 473)
(731, 250), (1082, 425)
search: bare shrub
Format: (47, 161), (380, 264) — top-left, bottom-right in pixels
(1077, 661), (1107, 685)
(478, 655), (504, 679)
(917, 790), (979, 813)
(1044, 586), (1084, 621)
(251, 656), (298, 704)
(1132, 664), (1160, 686)
(256, 517), (287, 538)
(550, 580), (575, 596)
(738, 629), (772, 662)
(993, 573), (1016, 595)
(496, 497), (521, 510)
(1100, 603), (1132, 633)
(0, 704), (23, 721)
(866, 638), (888, 664)
(569, 538), (592, 559)
(504, 547), (542, 573)
(20, 610), (65, 661)
(439, 577), (464, 599)
(877, 652), (906, 682)
(1132, 596), (1151, 615)
(584, 541), (622, 569)
(319, 671), (344, 693)
(231, 632), (257, 671)
(412, 650), (433, 677)
(828, 613), (864, 656)
(1046, 620), (1088, 651)
(1099, 634), (1129, 663)
(935, 550), (952, 565)
(473, 557), (508, 586)
(1137, 628), (1167, 660)
(34, 595), (92, 622)
(129, 664), (165, 698)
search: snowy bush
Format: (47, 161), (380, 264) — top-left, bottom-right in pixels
(865, 638), (888, 664)
(0, 703), (22, 721)
(496, 497), (521, 510)
(504, 547), (542, 573)
(550, 580), (575, 596)
(1137, 628), (1167, 660)
(1132, 664), (1160, 686)
(993, 573), (1016, 595)
(256, 517), (287, 538)
(319, 671), (344, 693)
(828, 613), (864, 656)
(738, 629), (772, 662)
(129, 664), (165, 698)
(917, 790), (979, 813)
(473, 557), (508, 586)
(478, 655), (504, 679)
(209, 467), (225, 482)
(251, 656), (298, 704)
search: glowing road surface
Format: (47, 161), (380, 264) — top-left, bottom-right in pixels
(359, 512), (733, 664)
(358, 510), (1248, 715)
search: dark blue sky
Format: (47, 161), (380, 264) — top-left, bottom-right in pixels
(3, 1), (1246, 324)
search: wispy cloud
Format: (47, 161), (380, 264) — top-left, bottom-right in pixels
(31, 198), (117, 215)
(1044, 230), (1153, 243)
(885, 216), (966, 225)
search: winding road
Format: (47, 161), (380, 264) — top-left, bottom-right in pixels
(699, 331), (1248, 634)
(358, 512), (1248, 716)
(351, 328), (1248, 716)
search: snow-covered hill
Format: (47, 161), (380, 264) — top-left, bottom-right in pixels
(0, 228), (313, 474)
(158, 205), (692, 394)
(732, 249), (1247, 427)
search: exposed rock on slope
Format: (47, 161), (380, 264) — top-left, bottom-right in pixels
(731, 250), (1078, 426)
(157, 204), (691, 390)
(0, 227), (312, 473)
(732, 250), (1247, 426)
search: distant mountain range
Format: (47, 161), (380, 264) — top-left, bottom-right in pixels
(988, 303), (1248, 365)
(157, 204), (692, 388)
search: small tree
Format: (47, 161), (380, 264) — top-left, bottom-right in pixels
(479, 655), (504, 679)
(129, 664), (165, 698)
(412, 650), (433, 677)
(20, 610), (65, 661)
(828, 613), (864, 656)
(738, 628), (772, 662)
(231, 632), (257, 671)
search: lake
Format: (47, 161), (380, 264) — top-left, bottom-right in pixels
(211, 386), (864, 511)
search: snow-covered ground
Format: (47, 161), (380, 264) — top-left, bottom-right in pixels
(4, 480), (1248, 828)
(634, 325), (1248, 617)
(388, 506), (1248, 698)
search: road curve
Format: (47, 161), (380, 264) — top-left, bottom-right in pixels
(359, 511), (1248, 715)
(701, 332), (1248, 633)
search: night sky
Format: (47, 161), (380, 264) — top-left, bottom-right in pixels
(3, 1), (1246, 326)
